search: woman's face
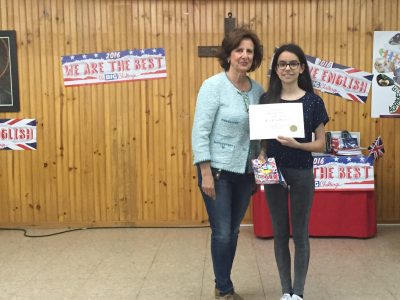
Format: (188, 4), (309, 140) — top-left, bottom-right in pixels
(275, 51), (304, 85)
(228, 38), (254, 73)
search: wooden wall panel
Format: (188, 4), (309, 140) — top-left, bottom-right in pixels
(0, 0), (399, 227)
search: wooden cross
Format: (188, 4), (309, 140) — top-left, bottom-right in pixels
(198, 12), (236, 57)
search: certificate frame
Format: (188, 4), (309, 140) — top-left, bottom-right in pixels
(0, 30), (20, 112)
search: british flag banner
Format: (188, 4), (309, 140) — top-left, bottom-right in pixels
(306, 55), (373, 103)
(61, 48), (167, 87)
(313, 155), (374, 191)
(368, 136), (385, 161)
(0, 119), (37, 150)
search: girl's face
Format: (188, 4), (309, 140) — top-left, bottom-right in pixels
(228, 38), (254, 73)
(275, 51), (305, 85)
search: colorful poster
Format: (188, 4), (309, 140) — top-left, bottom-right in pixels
(313, 155), (374, 191)
(61, 48), (167, 87)
(306, 55), (373, 103)
(0, 119), (37, 150)
(371, 31), (400, 118)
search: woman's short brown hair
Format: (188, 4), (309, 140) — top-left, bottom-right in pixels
(217, 26), (263, 72)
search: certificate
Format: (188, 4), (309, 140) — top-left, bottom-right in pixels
(249, 103), (305, 140)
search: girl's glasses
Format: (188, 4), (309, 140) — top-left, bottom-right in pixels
(277, 61), (300, 70)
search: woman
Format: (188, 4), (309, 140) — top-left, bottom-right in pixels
(192, 27), (263, 299)
(259, 44), (329, 300)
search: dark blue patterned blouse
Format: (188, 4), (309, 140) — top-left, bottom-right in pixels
(265, 92), (329, 169)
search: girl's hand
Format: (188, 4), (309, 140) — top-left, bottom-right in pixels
(276, 136), (300, 149)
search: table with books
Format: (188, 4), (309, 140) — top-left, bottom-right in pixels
(252, 155), (377, 238)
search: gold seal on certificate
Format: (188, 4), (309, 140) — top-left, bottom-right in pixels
(290, 125), (298, 132)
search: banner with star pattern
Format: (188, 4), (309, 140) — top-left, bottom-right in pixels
(61, 48), (167, 87)
(313, 155), (374, 191)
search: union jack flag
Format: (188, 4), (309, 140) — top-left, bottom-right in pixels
(368, 136), (385, 161)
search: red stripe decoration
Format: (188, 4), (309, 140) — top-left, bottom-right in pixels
(345, 68), (361, 74)
(16, 144), (33, 150)
(7, 118), (22, 125)
(347, 93), (364, 103)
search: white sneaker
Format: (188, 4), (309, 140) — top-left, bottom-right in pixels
(280, 294), (292, 300)
(292, 295), (303, 300)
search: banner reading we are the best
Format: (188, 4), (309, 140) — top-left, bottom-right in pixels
(61, 48), (167, 87)
(313, 155), (374, 191)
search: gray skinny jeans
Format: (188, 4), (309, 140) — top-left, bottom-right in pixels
(264, 167), (315, 296)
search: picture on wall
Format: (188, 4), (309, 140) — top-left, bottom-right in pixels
(371, 31), (400, 118)
(0, 30), (20, 112)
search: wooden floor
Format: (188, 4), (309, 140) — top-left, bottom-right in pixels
(0, 225), (399, 300)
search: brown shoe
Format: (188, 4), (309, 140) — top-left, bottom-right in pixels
(233, 293), (244, 300)
(214, 288), (247, 299)
(215, 288), (234, 300)
(215, 293), (234, 300)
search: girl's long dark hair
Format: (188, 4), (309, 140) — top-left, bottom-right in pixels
(260, 44), (314, 104)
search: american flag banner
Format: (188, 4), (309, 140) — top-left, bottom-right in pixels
(0, 119), (37, 150)
(61, 48), (167, 87)
(368, 136), (385, 161)
(306, 55), (373, 103)
(313, 155), (374, 190)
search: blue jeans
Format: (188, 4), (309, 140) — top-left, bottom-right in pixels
(198, 168), (254, 295)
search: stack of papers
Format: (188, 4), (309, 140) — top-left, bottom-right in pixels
(335, 149), (363, 156)
(335, 147), (368, 156)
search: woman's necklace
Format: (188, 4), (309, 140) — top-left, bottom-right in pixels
(225, 72), (250, 92)
(237, 91), (249, 112)
(225, 72), (251, 112)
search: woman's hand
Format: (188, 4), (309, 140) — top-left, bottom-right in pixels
(199, 162), (216, 200)
(201, 173), (216, 200)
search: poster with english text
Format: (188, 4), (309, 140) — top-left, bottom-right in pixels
(61, 48), (167, 87)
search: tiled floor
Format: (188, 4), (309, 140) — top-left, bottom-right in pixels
(0, 225), (399, 300)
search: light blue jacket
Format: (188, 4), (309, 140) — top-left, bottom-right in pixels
(192, 72), (264, 173)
